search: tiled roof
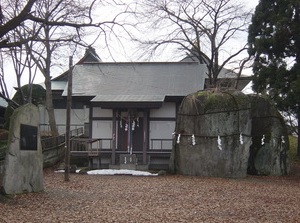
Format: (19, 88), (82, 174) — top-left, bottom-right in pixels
(62, 62), (205, 102)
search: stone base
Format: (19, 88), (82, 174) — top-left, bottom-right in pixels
(120, 163), (136, 170)
(119, 154), (137, 170)
(136, 165), (149, 171)
(109, 165), (120, 170)
(109, 164), (149, 171)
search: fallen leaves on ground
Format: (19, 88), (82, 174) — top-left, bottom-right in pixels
(1, 163), (300, 223)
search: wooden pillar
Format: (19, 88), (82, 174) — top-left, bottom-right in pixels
(65, 56), (72, 182)
(89, 105), (93, 138)
(128, 109), (132, 154)
(112, 109), (117, 165)
(143, 110), (148, 165)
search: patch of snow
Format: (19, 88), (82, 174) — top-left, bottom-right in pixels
(54, 169), (158, 176)
(87, 169), (158, 176)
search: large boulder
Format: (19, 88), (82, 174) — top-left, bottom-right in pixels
(170, 90), (252, 178)
(248, 95), (290, 176)
(2, 104), (44, 194)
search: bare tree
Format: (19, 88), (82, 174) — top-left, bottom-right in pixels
(0, 0), (39, 104)
(3, 0), (132, 136)
(0, 0), (37, 48)
(133, 0), (252, 88)
(0, 52), (10, 100)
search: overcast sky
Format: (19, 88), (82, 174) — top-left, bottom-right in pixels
(4, 0), (259, 97)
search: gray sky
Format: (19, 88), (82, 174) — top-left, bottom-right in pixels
(4, 0), (259, 97)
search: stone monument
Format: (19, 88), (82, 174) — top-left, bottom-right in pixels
(2, 104), (44, 194)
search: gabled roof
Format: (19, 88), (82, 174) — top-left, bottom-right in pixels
(77, 46), (102, 64)
(52, 47), (102, 81)
(61, 62), (206, 103)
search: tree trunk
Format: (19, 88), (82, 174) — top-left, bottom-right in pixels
(44, 24), (58, 137)
(44, 74), (58, 137)
(297, 114), (300, 158)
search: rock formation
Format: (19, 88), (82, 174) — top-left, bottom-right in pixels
(170, 90), (252, 178)
(248, 95), (290, 175)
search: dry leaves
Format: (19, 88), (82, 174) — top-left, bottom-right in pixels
(1, 164), (300, 223)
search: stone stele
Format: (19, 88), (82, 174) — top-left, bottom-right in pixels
(2, 103), (44, 194)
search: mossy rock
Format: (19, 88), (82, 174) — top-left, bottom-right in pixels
(183, 90), (251, 115)
(171, 90), (252, 178)
(247, 95), (289, 176)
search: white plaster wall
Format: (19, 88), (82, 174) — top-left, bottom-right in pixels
(39, 107), (87, 134)
(92, 120), (112, 149)
(38, 105), (47, 125)
(55, 109), (86, 133)
(149, 121), (175, 150)
(150, 102), (176, 118)
(83, 106), (90, 123)
(55, 109), (86, 124)
(93, 107), (112, 117)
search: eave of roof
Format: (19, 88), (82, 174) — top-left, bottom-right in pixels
(91, 95), (165, 102)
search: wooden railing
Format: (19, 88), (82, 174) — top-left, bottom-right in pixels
(70, 138), (101, 156)
(40, 124), (84, 136)
(70, 138), (112, 153)
(99, 138), (113, 150)
(41, 127), (84, 150)
(66, 137), (172, 154)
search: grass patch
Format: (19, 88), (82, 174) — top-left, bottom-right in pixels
(289, 135), (299, 161)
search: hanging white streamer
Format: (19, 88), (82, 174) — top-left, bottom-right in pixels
(125, 123), (128, 131)
(261, 135), (265, 145)
(281, 136), (285, 144)
(132, 120), (135, 131)
(192, 134), (196, 146)
(172, 132), (176, 139)
(217, 136), (222, 150)
(177, 134), (181, 144)
(240, 133), (244, 145)
(120, 120), (122, 128)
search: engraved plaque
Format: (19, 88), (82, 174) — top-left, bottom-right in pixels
(20, 124), (38, 151)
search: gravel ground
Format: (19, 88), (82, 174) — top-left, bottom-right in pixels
(1, 164), (300, 223)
